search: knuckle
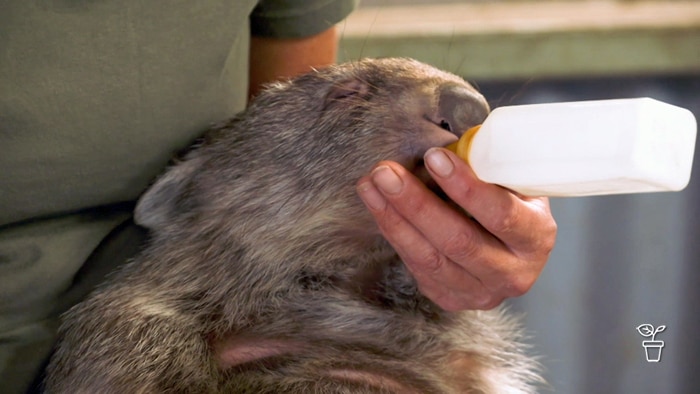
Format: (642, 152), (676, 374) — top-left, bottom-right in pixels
(488, 202), (520, 235)
(507, 278), (532, 298)
(441, 230), (481, 262)
(386, 176), (428, 210)
(380, 214), (402, 231)
(430, 287), (504, 311)
(432, 291), (470, 312)
(377, 206), (405, 231)
(434, 295), (462, 312)
(470, 290), (497, 310)
(502, 271), (536, 297)
(407, 194), (434, 221)
(415, 283), (457, 312)
(541, 219), (559, 252)
(480, 296), (505, 310)
(417, 247), (448, 274)
(526, 218), (558, 258)
(538, 236), (556, 259)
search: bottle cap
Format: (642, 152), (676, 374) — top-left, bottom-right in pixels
(445, 125), (481, 164)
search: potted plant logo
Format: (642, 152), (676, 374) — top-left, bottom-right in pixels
(636, 324), (666, 362)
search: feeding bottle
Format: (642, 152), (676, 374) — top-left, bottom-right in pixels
(445, 97), (697, 197)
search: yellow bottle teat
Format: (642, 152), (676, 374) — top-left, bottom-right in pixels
(445, 125), (482, 163)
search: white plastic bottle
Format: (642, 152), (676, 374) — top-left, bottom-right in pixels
(445, 97), (697, 197)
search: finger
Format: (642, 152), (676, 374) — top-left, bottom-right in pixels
(423, 148), (557, 256)
(356, 173), (473, 280)
(357, 164), (524, 302)
(363, 163), (511, 265)
(356, 178), (500, 310)
(408, 268), (504, 311)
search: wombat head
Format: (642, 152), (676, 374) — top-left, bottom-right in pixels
(134, 58), (488, 263)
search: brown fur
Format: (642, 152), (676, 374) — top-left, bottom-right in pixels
(45, 58), (542, 393)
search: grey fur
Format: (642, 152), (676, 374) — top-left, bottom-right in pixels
(45, 58), (542, 393)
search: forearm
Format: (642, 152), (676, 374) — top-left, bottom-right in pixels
(248, 26), (339, 99)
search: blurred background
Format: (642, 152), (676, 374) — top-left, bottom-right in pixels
(339, 1), (699, 393)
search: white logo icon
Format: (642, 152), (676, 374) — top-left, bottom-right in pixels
(636, 324), (666, 362)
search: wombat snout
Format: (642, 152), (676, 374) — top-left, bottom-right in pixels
(435, 83), (490, 136)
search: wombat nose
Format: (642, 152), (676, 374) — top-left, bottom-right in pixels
(436, 84), (490, 136)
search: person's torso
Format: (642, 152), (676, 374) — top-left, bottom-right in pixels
(0, 0), (256, 226)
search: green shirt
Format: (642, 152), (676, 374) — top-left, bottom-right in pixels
(0, 1), (356, 392)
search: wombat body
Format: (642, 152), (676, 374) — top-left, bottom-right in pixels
(46, 58), (542, 393)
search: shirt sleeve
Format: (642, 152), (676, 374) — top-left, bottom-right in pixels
(250, 0), (358, 38)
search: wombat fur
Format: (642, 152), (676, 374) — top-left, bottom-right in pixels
(45, 58), (542, 393)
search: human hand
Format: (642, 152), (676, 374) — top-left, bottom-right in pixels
(356, 148), (557, 311)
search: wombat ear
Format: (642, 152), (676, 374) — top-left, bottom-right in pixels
(134, 158), (200, 231)
(324, 78), (371, 107)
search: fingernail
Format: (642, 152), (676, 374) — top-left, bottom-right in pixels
(425, 148), (455, 178)
(357, 181), (386, 210)
(371, 165), (403, 195)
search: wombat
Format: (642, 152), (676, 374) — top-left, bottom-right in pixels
(45, 58), (542, 393)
